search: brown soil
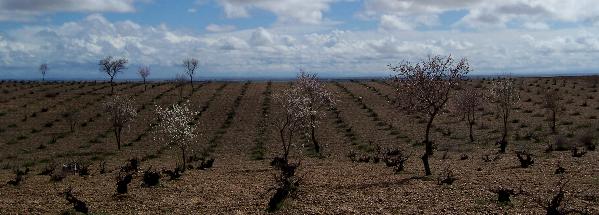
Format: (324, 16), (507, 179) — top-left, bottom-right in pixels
(0, 78), (598, 214)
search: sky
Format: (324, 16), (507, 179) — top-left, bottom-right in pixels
(1, 0), (599, 80)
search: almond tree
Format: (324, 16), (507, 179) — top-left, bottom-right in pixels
(390, 55), (470, 176)
(183, 58), (199, 94)
(99, 56), (128, 95)
(154, 101), (198, 168)
(104, 96), (137, 150)
(543, 91), (562, 134)
(454, 87), (483, 142)
(293, 70), (336, 153)
(138, 66), (150, 91)
(267, 85), (312, 211)
(39, 63), (49, 81)
(489, 77), (520, 153)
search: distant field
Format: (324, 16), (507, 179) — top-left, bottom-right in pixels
(0, 78), (598, 214)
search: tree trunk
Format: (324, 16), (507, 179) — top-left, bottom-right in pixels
(311, 126), (320, 153)
(110, 77), (115, 95)
(424, 115), (435, 156)
(114, 127), (121, 150)
(182, 148), (186, 169)
(551, 110), (556, 133)
(189, 77), (194, 95)
(420, 114), (435, 176)
(178, 86), (183, 100)
(143, 79), (147, 91)
(499, 112), (509, 153)
(469, 121), (474, 142)
(502, 113), (508, 143)
(421, 153), (431, 175)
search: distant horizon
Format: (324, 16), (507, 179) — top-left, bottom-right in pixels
(2, 70), (598, 82)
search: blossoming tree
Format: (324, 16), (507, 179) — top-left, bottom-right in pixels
(104, 96), (137, 150)
(267, 82), (312, 211)
(154, 101), (198, 168)
(293, 71), (336, 153)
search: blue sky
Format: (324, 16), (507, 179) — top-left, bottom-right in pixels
(0, 0), (599, 80)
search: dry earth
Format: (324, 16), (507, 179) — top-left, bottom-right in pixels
(0, 77), (598, 214)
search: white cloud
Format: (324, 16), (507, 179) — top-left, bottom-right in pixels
(522, 21), (550, 30)
(213, 36), (249, 50)
(249, 27), (274, 46)
(361, 0), (599, 30)
(205, 24), (236, 33)
(0, 0), (140, 21)
(216, 0), (338, 24)
(2, 14), (599, 79)
(379, 15), (413, 31)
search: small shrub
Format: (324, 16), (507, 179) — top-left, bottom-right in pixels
(493, 187), (517, 203)
(7, 168), (29, 186)
(62, 187), (89, 214)
(515, 150), (534, 168)
(61, 161), (89, 176)
(571, 147), (586, 157)
(267, 161), (301, 212)
(162, 165), (183, 180)
(347, 150), (357, 162)
(197, 158), (214, 170)
(116, 173), (134, 194)
(142, 168), (160, 187)
(554, 136), (570, 151)
(17, 134), (28, 140)
(382, 148), (409, 173)
(78, 162), (90, 176)
(578, 132), (596, 151)
(120, 158), (139, 173)
(555, 163), (565, 174)
(545, 143), (554, 153)
(39, 163), (56, 176)
(99, 161), (107, 174)
(51, 170), (67, 182)
(482, 153), (501, 162)
(437, 167), (456, 185)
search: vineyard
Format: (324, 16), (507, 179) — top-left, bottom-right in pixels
(0, 78), (598, 214)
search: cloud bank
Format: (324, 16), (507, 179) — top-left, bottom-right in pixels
(1, 0), (599, 79)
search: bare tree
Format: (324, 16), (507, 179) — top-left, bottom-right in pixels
(154, 101), (198, 169)
(39, 63), (49, 81)
(453, 87), (483, 142)
(489, 77), (520, 153)
(390, 55), (470, 175)
(175, 73), (187, 100)
(293, 70), (336, 154)
(104, 96), (137, 150)
(543, 90), (562, 134)
(138, 66), (150, 91)
(182, 58), (199, 94)
(99, 56), (128, 95)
